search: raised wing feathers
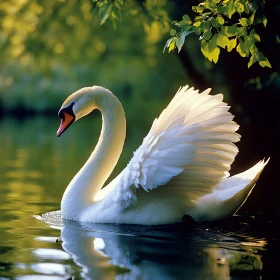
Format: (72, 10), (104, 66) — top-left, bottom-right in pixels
(110, 85), (240, 209)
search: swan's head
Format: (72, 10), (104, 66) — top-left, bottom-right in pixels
(57, 86), (108, 137)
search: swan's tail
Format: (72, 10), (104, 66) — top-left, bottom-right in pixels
(189, 158), (270, 222)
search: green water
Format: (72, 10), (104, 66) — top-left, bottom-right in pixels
(0, 117), (276, 279)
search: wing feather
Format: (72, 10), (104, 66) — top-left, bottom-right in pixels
(106, 86), (240, 209)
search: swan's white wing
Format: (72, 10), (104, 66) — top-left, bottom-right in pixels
(98, 86), (240, 210)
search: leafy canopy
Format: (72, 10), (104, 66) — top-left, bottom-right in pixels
(95, 0), (271, 68)
(164, 0), (271, 68)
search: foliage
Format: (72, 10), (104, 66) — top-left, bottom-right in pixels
(163, 0), (271, 68)
(0, 0), (186, 114)
(93, 0), (170, 29)
(0, 0), (277, 114)
(94, 0), (124, 27)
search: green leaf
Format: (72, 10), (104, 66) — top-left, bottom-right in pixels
(248, 54), (258, 68)
(203, 29), (212, 41)
(249, 11), (256, 23)
(169, 38), (177, 52)
(170, 29), (176, 36)
(258, 51), (266, 61)
(178, 19), (192, 28)
(216, 15), (224, 25)
(193, 21), (202, 27)
(193, 26), (201, 35)
(209, 1), (219, 9)
(236, 38), (247, 57)
(239, 18), (250, 27)
(219, 6), (227, 16)
(183, 15), (191, 22)
(99, 3), (112, 25)
(163, 38), (174, 52)
(263, 18), (267, 27)
(176, 38), (184, 53)
(211, 17), (218, 28)
(223, 25), (238, 36)
(235, 3), (244, 14)
(251, 30), (260, 42)
(254, 32), (261, 42)
(227, 37), (237, 52)
(201, 39), (220, 63)
(194, 15), (204, 21)
(217, 33), (230, 49)
(208, 47), (220, 63)
(201, 39), (209, 59)
(179, 14), (192, 26)
(192, 5), (204, 13)
(205, 20), (211, 29)
(258, 51), (272, 68)
(259, 59), (272, 68)
(244, 35), (254, 52)
(197, 22), (206, 32)
(236, 27), (247, 37)
(176, 30), (194, 52)
(249, 44), (258, 55)
(208, 34), (217, 52)
(111, 11), (117, 19)
(227, 1), (236, 19)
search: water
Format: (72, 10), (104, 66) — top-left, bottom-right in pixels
(0, 117), (277, 279)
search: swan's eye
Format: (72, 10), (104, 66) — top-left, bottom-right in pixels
(58, 110), (64, 120)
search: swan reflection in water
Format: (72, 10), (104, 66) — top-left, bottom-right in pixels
(43, 213), (265, 280)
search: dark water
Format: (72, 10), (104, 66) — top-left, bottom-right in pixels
(0, 117), (277, 279)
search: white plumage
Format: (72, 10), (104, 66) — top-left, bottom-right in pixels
(57, 85), (269, 225)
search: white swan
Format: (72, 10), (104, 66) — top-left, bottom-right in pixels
(57, 85), (269, 225)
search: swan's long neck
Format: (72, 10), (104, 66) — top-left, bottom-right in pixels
(61, 90), (126, 219)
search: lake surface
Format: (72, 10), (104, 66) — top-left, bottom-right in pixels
(0, 117), (277, 279)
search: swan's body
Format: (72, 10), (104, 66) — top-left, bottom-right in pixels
(57, 85), (269, 225)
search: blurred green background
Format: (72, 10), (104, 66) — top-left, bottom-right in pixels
(0, 0), (277, 215)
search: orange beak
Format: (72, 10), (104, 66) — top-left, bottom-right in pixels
(57, 112), (75, 137)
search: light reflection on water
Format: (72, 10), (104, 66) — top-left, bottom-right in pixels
(0, 117), (276, 279)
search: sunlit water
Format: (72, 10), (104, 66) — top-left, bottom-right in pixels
(0, 117), (276, 279)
